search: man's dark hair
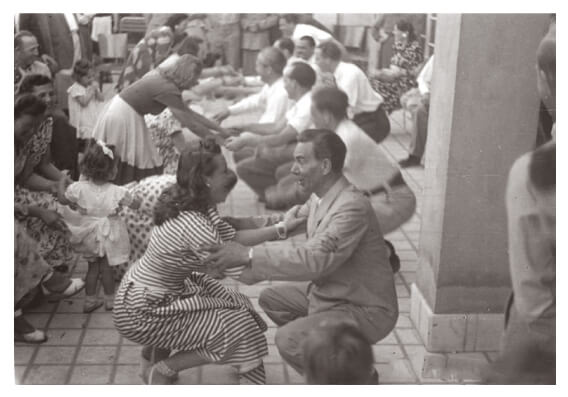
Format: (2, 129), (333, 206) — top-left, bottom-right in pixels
(288, 62), (316, 89)
(299, 35), (316, 48)
(15, 93), (47, 119)
(312, 87), (348, 121)
(275, 38), (295, 56)
(261, 47), (287, 75)
(298, 129), (346, 173)
(317, 40), (342, 61)
(14, 30), (35, 49)
(18, 73), (53, 94)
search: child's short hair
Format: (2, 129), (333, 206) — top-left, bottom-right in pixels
(80, 139), (120, 183)
(72, 59), (92, 82)
(303, 321), (374, 384)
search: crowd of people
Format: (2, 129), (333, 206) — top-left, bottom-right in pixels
(13, 13), (555, 385)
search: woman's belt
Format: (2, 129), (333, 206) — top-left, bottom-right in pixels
(365, 171), (406, 196)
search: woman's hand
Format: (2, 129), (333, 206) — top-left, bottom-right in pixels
(212, 108), (230, 123)
(56, 175), (72, 205)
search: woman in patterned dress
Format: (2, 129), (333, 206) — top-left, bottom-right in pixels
(370, 19), (423, 114)
(113, 138), (306, 384)
(14, 94), (84, 288)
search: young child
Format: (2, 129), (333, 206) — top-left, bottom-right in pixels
(302, 321), (377, 384)
(61, 140), (140, 312)
(67, 59), (105, 152)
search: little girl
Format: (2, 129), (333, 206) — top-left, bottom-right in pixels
(61, 140), (140, 312)
(67, 59), (105, 152)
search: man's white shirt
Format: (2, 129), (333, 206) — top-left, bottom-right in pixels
(228, 77), (290, 124)
(334, 61), (383, 118)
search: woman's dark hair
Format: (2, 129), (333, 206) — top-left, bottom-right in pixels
(14, 93), (47, 119)
(164, 14), (189, 32)
(298, 129), (346, 173)
(395, 18), (417, 43)
(80, 139), (120, 183)
(312, 86), (348, 121)
(530, 141), (555, 191)
(154, 138), (222, 226)
(72, 59), (92, 82)
(18, 73), (53, 95)
(176, 35), (204, 57)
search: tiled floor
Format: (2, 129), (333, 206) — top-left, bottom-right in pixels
(14, 97), (496, 384)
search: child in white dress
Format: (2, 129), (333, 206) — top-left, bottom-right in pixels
(67, 60), (105, 152)
(61, 140), (140, 312)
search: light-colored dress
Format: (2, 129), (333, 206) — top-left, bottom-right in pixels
(61, 180), (133, 266)
(67, 82), (105, 140)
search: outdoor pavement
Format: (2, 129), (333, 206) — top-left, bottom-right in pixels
(14, 94), (497, 384)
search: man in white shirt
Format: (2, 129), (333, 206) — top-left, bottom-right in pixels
(225, 62), (316, 202)
(14, 31), (52, 94)
(213, 47), (290, 162)
(399, 55), (434, 168)
(315, 40), (391, 144)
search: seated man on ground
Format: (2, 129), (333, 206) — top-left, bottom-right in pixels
(212, 47), (290, 163)
(224, 62), (316, 202)
(14, 30), (53, 94)
(203, 129), (398, 383)
(315, 40), (390, 144)
(274, 37), (295, 61)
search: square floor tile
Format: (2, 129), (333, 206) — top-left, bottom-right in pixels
(49, 313), (89, 329)
(56, 299), (86, 313)
(376, 331), (397, 345)
(24, 364), (70, 384)
(76, 346), (117, 365)
(88, 312), (116, 328)
(116, 345), (142, 364)
(396, 284), (410, 298)
(15, 345), (36, 365)
(200, 364), (238, 384)
(375, 359), (416, 384)
(372, 345), (404, 362)
(398, 297), (410, 313)
(113, 364), (145, 385)
(395, 314), (413, 328)
(396, 328), (422, 345)
(24, 313), (51, 329)
(26, 300), (57, 314)
(44, 329), (83, 346)
(69, 365), (112, 384)
(82, 329), (121, 345)
(34, 346), (77, 364)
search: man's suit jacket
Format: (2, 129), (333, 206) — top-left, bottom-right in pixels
(250, 176), (398, 316)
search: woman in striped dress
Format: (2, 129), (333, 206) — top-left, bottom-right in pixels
(113, 138), (306, 384)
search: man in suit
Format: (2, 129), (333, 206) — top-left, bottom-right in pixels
(203, 129), (398, 383)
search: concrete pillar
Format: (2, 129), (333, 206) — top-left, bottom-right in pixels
(410, 14), (551, 352)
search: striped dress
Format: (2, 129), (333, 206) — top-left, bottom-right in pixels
(113, 207), (267, 366)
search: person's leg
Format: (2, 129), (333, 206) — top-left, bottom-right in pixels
(258, 283), (310, 326)
(224, 24), (242, 70)
(84, 259), (103, 313)
(148, 351), (211, 384)
(409, 101), (429, 160)
(369, 184), (417, 235)
(353, 106), (391, 144)
(99, 257), (115, 310)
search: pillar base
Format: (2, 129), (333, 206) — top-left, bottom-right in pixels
(410, 284), (503, 352)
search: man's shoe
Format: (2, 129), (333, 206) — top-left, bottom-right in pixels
(398, 155), (421, 168)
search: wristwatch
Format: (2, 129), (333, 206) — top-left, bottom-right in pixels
(275, 221), (287, 240)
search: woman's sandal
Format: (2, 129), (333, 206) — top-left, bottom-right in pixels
(139, 349), (178, 383)
(147, 364), (177, 385)
(41, 278), (85, 301)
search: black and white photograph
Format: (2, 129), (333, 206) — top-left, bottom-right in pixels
(10, 3), (558, 387)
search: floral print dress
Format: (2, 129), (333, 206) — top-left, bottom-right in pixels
(371, 40), (423, 114)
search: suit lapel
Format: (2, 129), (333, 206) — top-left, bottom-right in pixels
(311, 177), (351, 235)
